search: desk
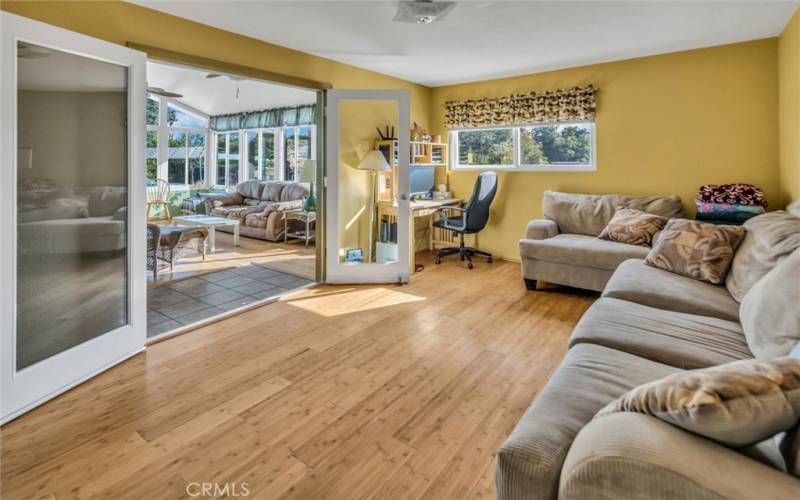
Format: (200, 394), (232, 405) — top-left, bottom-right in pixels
(376, 198), (462, 273)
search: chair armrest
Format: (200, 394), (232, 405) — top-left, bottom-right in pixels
(436, 206), (466, 230)
(525, 219), (558, 240)
(204, 192), (243, 212)
(560, 412), (800, 500)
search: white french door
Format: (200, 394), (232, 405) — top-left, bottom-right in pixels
(0, 12), (147, 423)
(325, 90), (410, 284)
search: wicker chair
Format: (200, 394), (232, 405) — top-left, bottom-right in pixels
(146, 224), (208, 279)
(146, 179), (172, 221)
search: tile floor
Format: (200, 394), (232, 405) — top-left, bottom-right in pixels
(147, 263), (313, 337)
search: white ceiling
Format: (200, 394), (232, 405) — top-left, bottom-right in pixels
(147, 61), (317, 116)
(132, 1), (799, 87)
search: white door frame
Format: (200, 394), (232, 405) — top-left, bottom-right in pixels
(0, 12), (147, 423)
(325, 89), (410, 284)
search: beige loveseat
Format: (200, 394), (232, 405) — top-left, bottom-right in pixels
(518, 191), (684, 291)
(498, 210), (800, 500)
(204, 180), (309, 242)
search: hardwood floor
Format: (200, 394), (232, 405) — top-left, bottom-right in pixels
(0, 254), (595, 500)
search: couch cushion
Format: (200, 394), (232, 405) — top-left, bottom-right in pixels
(726, 211), (800, 302)
(235, 179), (265, 200)
(645, 218), (746, 285)
(518, 234), (649, 270)
(603, 259), (740, 321)
(210, 205), (250, 220)
(542, 190), (683, 236)
(280, 182), (309, 202)
(569, 297), (752, 369)
(741, 249), (800, 359)
(496, 343), (676, 500)
(261, 181), (286, 202)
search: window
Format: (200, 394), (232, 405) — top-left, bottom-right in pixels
(168, 132), (205, 185)
(146, 130), (158, 182)
(245, 130), (277, 181)
(215, 131), (240, 188)
(145, 94), (209, 186)
(283, 126), (312, 181)
(450, 122), (595, 171)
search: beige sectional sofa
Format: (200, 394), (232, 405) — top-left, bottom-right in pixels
(498, 210), (800, 499)
(204, 180), (308, 242)
(518, 191), (684, 291)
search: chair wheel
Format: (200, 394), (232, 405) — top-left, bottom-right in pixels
(467, 262), (474, 269)
(435, 256), (441, 264)
(487, 257), (493, 263)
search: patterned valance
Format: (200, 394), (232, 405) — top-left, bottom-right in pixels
(443, 85), (596, 129)
(210, 104), (316, 131)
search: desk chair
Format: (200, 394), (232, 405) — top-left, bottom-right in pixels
(433, 171), (497, 269)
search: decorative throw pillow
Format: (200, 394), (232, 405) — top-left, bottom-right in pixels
(645, 218), (746, 284)
(740, 249), (800, 359)
(596, 357), (800, 447)
(598, 207), (668, 246)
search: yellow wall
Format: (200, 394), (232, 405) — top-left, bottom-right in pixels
(431, 39), (780, 260)
(780, 8), (800, 206)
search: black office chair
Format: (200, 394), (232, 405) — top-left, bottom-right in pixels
(433, 171), (498, 269)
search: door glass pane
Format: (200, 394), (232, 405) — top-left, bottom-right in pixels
(297, 126), (312, 163)
(16, 42), (128, 369)
(338, 100), (398, 264)
(284, 127), (296, 181)
(188, 133), (205, 185)
(261, 131), (275, 180)
(228, 133), (239, 187)
(216, 133), (226, 186)
(246, 131), (259, 180)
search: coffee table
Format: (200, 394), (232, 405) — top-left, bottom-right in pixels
(173, 215), (239, 253)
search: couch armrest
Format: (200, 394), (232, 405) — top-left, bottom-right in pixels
(560, 412), (800, 500)
(525, 219), (558, 240)
(204, 192), (243, 212)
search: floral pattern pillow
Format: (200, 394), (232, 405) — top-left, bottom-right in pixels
(598, 208), (668, 246)
(645, 219), (746, 284)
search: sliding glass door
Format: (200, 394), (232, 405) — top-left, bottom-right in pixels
(1, 12), (147, 422)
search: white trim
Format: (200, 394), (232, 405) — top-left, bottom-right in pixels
(449, 121), (597, 172)
(1, 11), (147, 421)
(325, 89), (410, 284)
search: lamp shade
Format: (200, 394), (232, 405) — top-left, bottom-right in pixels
(299, 159), (316, 182)
(357, 151), (391, 172)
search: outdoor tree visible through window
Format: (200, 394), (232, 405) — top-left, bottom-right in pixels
(520, 124), (592, 166)
(457, 128), (513, 166)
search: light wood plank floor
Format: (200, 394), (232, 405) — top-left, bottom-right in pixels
(0, 254), (595, 500)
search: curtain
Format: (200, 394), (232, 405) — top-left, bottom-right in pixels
(443, 85), (596, 128)
(210, 104), (316, 131)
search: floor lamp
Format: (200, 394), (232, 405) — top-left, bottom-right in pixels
(357, 151), (391, 263)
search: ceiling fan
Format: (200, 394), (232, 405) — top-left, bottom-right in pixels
(394, 0), (456, 24)
(146, 86), (183, 98)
